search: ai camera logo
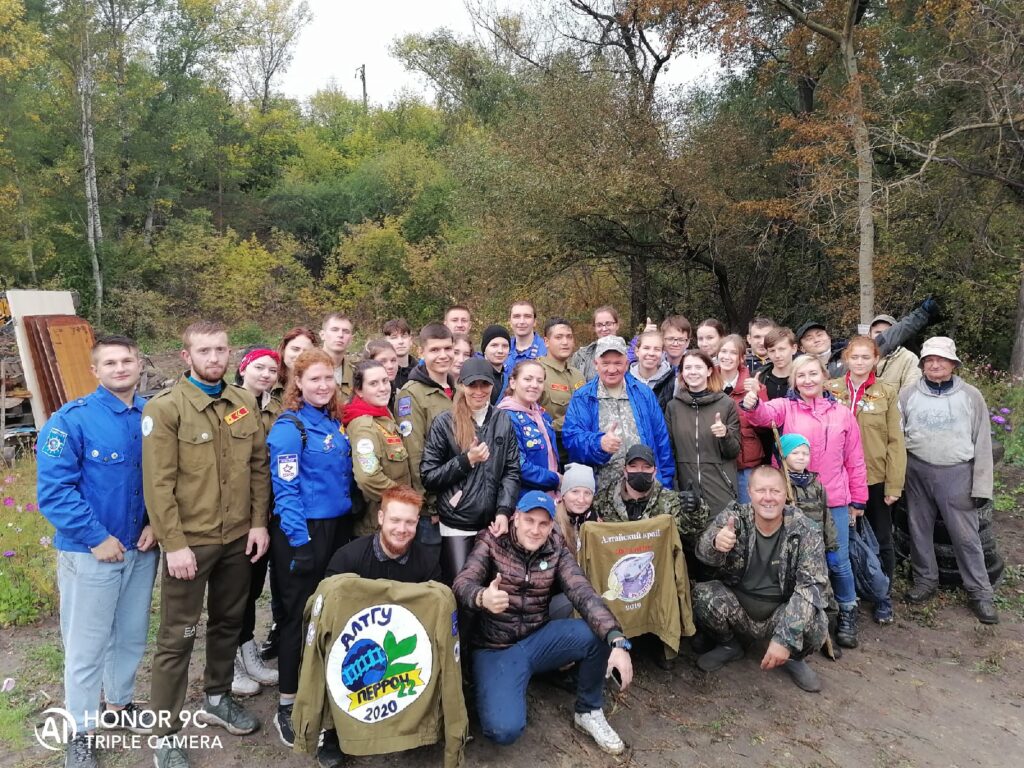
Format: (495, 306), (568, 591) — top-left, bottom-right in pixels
(35, 707), (77, 751)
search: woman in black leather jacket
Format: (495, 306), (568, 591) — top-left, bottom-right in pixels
(421, 357), (521, 583)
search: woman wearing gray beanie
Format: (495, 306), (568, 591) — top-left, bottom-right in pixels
(554, 463), (600, 556)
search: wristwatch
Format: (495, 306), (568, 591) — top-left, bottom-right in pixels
(611, 637), (632, 651)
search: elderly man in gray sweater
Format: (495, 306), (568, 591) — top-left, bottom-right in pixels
(899, 337), (998, 624)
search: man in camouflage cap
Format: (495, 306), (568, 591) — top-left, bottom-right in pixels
(692, 465), (828, 692)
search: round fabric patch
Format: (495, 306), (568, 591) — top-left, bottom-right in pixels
(398, 420), (413, 437)
(141, 416), (154, 437)
(356, 438), (374, 455)
(312, 594), (324, 618)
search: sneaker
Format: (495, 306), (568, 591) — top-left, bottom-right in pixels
(968, 599), (999, 625)
(240, 639), (279, 685)
(152, 738), (189, 768)
(904, 583), (937, 604)
(274, 703), (295, 748)
(66, 734), (97, 768)
(195, 693), (260, 735)
(232, 651), (261, 697)
(783, 659), (822, 692)
(573, 709), (625, 755)
(316, 728), (345, 768)
(260, 624), (279, 661)
(101, 702), (153, 735)
(696, 641), (744, 672)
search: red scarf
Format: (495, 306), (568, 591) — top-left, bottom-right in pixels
(341, 395), (391, 426)
(844, 371), (876, 413)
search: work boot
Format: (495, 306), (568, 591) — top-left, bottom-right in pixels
(904, 583), (937, 604)
(195, 693), (260, 735)
(968, 599), (999, 625)
(783, 659), (822, 692)
(240, 639), (279, 685)
(696, 640), (744, 672)
(836, 607), (859, 649)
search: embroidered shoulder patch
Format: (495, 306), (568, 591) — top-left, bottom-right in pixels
(277, 453), (298, 481)
(396, 397), (413, 418)
(41, 428), (68, 459)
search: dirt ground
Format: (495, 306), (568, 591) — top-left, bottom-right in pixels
(4, 475), (1023, 768)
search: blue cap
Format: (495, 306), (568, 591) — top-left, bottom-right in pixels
(779, 433), (810, 458)
(516, 490), (556, 519)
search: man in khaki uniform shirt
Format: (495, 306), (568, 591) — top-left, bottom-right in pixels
(143, 321), (271, 768)
(537, 317), (584, 465)
(321, 312), (355, 400)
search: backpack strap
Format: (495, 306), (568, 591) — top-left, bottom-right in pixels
(279, 412), (307, 449)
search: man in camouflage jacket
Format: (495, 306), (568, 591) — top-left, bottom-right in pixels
(692, 466), (829, 692)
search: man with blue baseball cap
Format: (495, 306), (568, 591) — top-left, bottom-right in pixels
(452, 490), (633, 754)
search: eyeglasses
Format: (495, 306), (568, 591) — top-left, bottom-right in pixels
(595, 322), (617, 329)
(664, 336), (687, 344)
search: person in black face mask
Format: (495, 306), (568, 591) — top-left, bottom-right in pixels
(593, 445), (710, 557)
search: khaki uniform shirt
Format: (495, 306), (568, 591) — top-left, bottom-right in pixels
(537, 355), (584, 463)
(395, 377), (454, 499)
(142, 376), (270, 552)
(348, 414), (413, 535)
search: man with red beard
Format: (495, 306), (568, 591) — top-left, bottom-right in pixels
(325, 486), (442, 582)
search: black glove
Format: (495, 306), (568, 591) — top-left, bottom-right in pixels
(678, 482), (700, 516)
(971, 497), (987, 509)
(289, 542), (315, 575)
(919, 295), (942, 323)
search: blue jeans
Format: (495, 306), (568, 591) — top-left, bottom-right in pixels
(57, 548), (158, 732)
(736, 468), (752, 504)
(825, 505), (857, 609)
(472, 619), (610, 745)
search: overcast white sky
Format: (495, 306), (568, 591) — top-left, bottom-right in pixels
(280, 0), (720, 106)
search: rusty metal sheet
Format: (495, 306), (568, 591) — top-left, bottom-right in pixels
(22, 316), (60, 417)
(46, 318), (96, 401)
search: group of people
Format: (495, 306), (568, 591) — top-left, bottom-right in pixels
(36, 295), (1001, 768)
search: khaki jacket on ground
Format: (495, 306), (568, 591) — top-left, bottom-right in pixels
(142, 376), (270, 552)
(825, 378), (906, 498)
(578, 515), (695, 654)
(293, 575), (467, 768)
(348, 413), (413, 535)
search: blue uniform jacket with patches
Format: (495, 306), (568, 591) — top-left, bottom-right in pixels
(562, 373), (675, 488)
(504, 332), (548, 375)
(502, 407), (559, 493)
(36, 386), (148, 553)
(268, 403), (353, 547)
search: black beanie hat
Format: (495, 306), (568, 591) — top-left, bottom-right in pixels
(481, 324), (511, 352)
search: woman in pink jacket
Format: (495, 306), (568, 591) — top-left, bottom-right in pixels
(741, 354), (868, 649)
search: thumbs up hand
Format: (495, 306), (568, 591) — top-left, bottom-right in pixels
(601, 420), (623, 454)
(467, 435), (490, 466)
(480, 573), (510, 614)
(710, 411), (727, 438)
(714, 515), (739, 553)
(644, 317), (658, 332)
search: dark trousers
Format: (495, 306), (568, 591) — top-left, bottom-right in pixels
(865, 482), (895, 584)
(270, 516), (353, 695)
(239, 547), (279, 645)
(905, 455), (993, 600)
(150, 535), (250, 736)
(440, 534), (475, 586)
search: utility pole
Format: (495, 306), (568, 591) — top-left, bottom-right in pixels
(356, 64), (367, 112)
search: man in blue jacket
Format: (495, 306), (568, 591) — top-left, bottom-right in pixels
(37, 336), (159, 768)
(563, 335), (674, 492)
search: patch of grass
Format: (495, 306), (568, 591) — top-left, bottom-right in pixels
(972, 653), (1002, 675)
(0, 458), (58, 626)
(25, 641), (64, 681)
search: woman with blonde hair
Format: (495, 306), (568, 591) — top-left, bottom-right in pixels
(742, 353), (867, 648)
(716, 334), (765, 503)
(421, 357), (521, 583)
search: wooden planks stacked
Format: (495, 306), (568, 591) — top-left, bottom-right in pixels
(22, 315), (96, 419)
